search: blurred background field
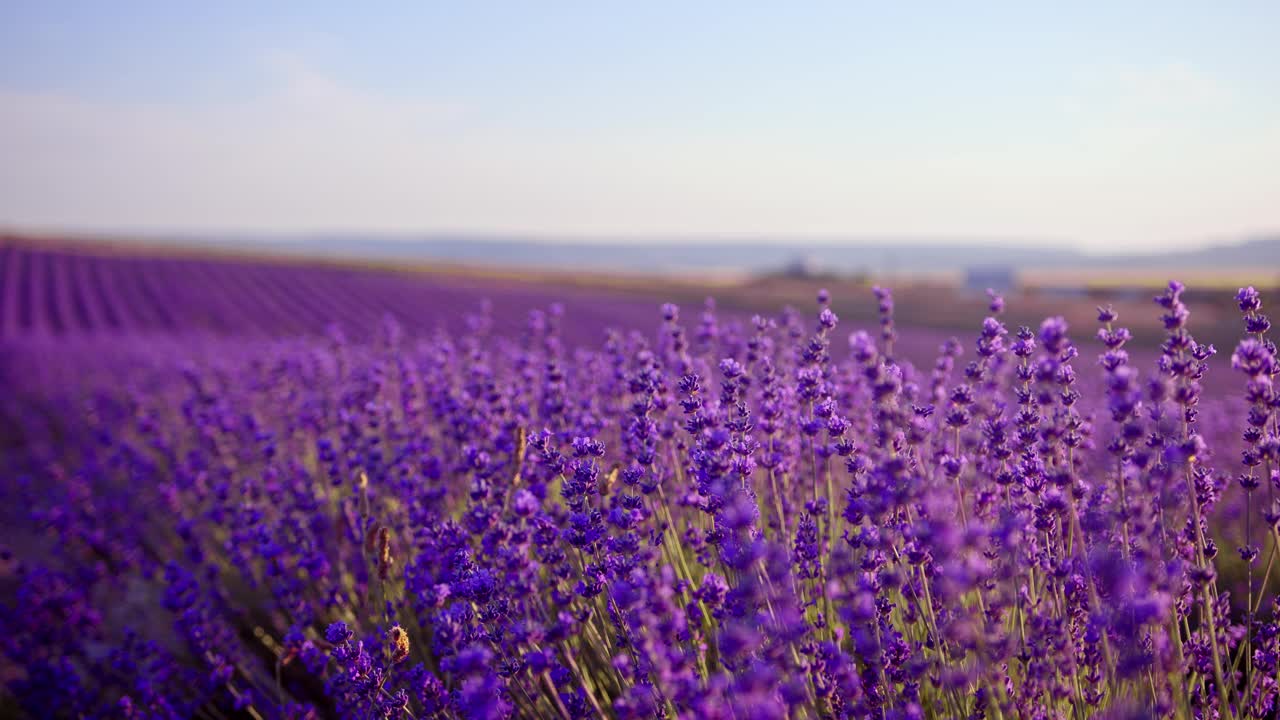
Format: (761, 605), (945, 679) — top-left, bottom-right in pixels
(4, 231), (1275, 354)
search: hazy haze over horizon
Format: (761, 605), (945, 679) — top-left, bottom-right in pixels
(2, 2), (1278, 253)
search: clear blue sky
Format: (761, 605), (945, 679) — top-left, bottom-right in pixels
(2, 2), (1278, 251)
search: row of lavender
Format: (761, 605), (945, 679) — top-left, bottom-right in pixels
(2, 267), (1278, 718)
(0, 240), (668, 344)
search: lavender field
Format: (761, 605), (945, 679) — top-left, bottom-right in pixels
(2, 238), (1279, 720)
(0, 240), (676, 344)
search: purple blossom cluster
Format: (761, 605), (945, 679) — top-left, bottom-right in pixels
(2, 279), (1279, 720)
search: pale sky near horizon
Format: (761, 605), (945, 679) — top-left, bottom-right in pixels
(2, 2), (1278, 252)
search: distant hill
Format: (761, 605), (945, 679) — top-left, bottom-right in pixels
(13, 230), (1280, 276)
(265, 235), (1088, 275)
(1093, 235), (1280, 269)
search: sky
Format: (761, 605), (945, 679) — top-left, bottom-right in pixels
(1, 2), (1278, 252)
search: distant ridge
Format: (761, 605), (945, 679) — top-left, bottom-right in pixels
(8, 230), (1280, 275)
